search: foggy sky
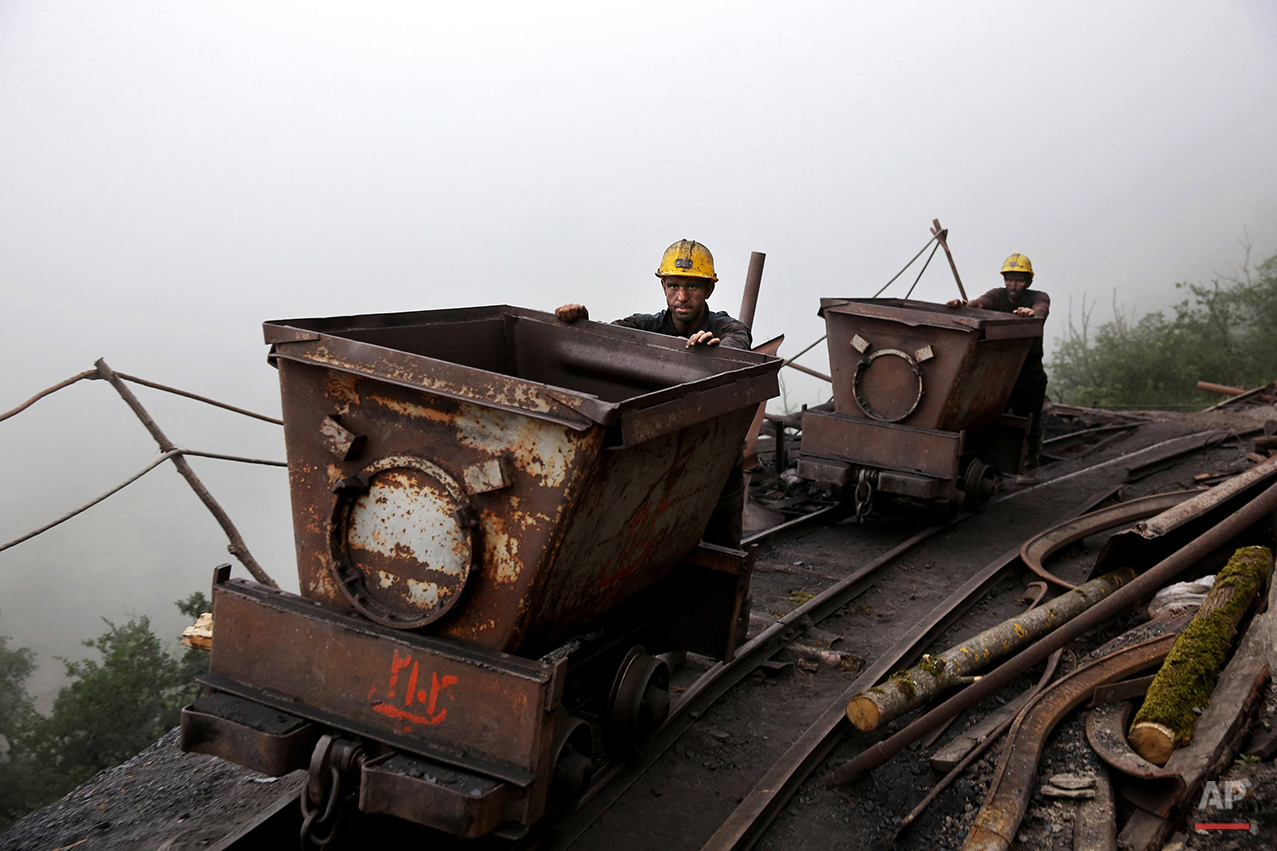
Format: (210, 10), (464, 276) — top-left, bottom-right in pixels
(2, 1), (1275, 701)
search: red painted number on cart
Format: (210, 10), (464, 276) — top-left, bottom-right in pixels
(369, 649), (458, 731)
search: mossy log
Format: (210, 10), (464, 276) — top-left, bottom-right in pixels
(1128, 545), (1272, 765)
(845, 569), (1136, 732)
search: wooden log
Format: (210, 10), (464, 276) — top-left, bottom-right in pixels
(1116, 550), (1276, 850)
(846, 570), (1135, 732)
(1127, 545), (1272, 765)
(181, 612), (214, 650)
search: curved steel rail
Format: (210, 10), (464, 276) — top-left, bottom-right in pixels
(1019, 491), (1197, 589)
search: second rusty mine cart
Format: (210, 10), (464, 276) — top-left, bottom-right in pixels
(180, 305), (781, 841)
(798, 298), (1042, 516)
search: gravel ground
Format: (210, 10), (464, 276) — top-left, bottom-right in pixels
(0, 729), (303, 851)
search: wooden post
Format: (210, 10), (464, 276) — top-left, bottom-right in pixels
(94, 358), (278, 588)
(931, 218), (967, 302)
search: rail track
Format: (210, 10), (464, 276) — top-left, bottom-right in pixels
(210, 441), (1172, 851)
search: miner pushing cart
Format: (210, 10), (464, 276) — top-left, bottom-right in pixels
(798, 295), (1044, 518)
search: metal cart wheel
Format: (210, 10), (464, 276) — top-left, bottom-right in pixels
(605, 646), (670, 758)
(546, 713), (594, 826)
(962, 460), (996, 512)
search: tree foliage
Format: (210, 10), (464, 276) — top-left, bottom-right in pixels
(0, 621), (38, 829)
(0, 594), (209, 831)
(1050, 247), (1277, 408)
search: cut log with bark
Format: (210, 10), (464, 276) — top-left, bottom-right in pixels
(845, 569), (1135, 732)
(1127, 545), (1272, 765)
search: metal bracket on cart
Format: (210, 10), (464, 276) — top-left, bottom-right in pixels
(300, 734), (366, 849)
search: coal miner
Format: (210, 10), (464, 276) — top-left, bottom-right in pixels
(555, 238), (751, 546)
(946, 253), (1050, 469)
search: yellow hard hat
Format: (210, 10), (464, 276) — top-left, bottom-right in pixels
(1001, 254), (1034, 278)
(656, 239), (718, 282)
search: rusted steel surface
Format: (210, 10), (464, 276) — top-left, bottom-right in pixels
(1196, 380), (1245, 396)
(545, 525), (944, 851)
(800, 409), (963, 480)
(1019, 491), (1197, 589)
(1085, 700), (1187, 814)
(817, 298), (1040, 433)
(737, 251), (766, 329)
(263, 306), (780, 653)
(1203, 380), (1276, 411)
(1093, 453), (1277, 579)
(743, 334), (785, 471)
(704, 487), (1117, 851)
(204, 577), (562, 785)
(1134, 452), (1277, 539)
(181, 691), (318, 777)
(1041, 421), (1139, 452)
(961, 633), (1180, 851)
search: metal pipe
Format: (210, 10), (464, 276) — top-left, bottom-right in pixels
(823, 476), (1277, 787)
(1196, 380), (1244, 397)
(783, 361), (832, 382)
(737, 252), (766, 330)
(782, 334), (827, 367)
(94, 358), (278, 588)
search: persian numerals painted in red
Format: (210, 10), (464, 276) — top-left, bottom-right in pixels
(368, 648), (458, 732)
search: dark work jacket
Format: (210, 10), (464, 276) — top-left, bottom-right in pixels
(611, 308), (752, 350)
(969, 287), (1050, 387)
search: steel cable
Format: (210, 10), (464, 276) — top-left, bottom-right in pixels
(873, 235), (938, 298)
(0, 449), (286, 555)
(903, 241), (942, 300)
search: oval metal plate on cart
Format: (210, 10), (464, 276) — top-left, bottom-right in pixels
(331, 457), (474, 628)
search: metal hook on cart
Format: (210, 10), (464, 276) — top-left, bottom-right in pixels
(854, 468), (877, 522)
(300, 735), (366, 849)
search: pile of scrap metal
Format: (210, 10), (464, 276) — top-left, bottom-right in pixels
(823, 453), (1277, 851)
(1198, 380), (1277, 411)
(1037, 405), (1148, 465)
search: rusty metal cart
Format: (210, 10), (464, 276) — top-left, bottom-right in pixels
(181, 305), (780, 841)
(798, 298), (1042, 517)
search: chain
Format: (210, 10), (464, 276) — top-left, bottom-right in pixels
(299, 736), (365, 849)
(854, 469), (876, 523)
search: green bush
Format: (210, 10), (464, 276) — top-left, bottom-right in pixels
(0, 593), (209, 830)
(1050, 250), (1277, 409)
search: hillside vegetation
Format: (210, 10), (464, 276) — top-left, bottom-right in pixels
(1050, 248), (1277, 409)
(0, 595), (206, 830)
